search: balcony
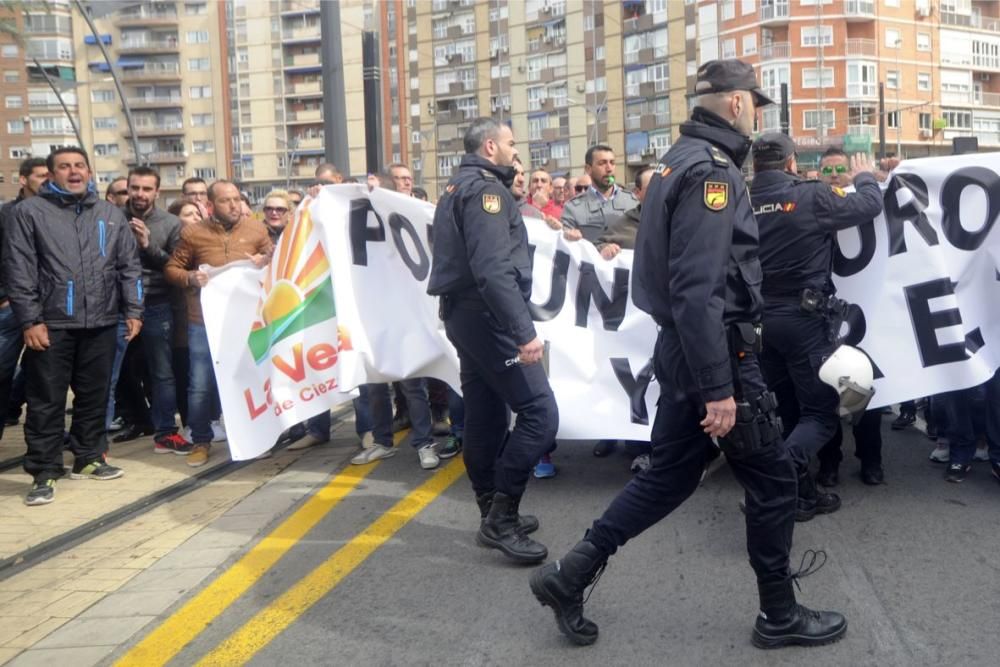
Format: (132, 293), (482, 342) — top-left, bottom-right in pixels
(973, 53), (1000, 71)
(292, 136), (324, 150)
(846, 124), (877, 138)
(126, 96), (183, 109)
(284, 25), (320, 42)
(118, 38), (179, 54)
(941, 11), (1000, 34)
(287, 81), (322, 96)
(759, 1), (789, 25)
(114, 9), (178, 27)
(941, 90), (1000, 107)
(30, 127), (76, 136)
(125, 122), (185, 137)
(126, 151), (187, 164)
(287, 108), (322, 123)
(120, 63), (181, 82)
(284, 52), (320, 68)
(845, 38), (876, 57)
(760, 42), (790, 61)
(843, 0), (875, 20)
(847, 83), (877, 98)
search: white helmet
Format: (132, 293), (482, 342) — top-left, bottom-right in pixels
(819, 345), (876, 422)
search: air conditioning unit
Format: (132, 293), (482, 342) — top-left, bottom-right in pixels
(917, 6), (930, 17)
(920, 128), (933, 139)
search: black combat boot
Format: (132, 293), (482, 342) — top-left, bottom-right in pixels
(530, 539), (607, 645)
(477, 492), (547, 563)
(475, 491), (539, 534)
(796, 469), (841, 522)
(753, 579), (847, 649)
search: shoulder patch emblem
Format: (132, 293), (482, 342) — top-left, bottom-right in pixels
(703, 181), (729, 211)
(482, 193), (501, 214)
(654, 164), (672, 178)
(710, 146), (729, 167)
(831, 186), (847, 198)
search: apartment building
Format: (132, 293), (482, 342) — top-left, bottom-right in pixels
(702, 0), (1000, 167)
(69, 1), (230, 200)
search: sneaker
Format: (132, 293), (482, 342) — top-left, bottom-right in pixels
(107, 416), (125, 432)
(154, 433), (193, 456)
(70, 460), (124, 480)
(944, 462), (970, 483)
(181, 425), (192, 442)
(929, 444), (950, 463)
(187, 444), (211, 468)
(974, 445), (989, 462)
(891, 412), (915, 430)
(211, 420), (227, 443)
(350, 443), (396, 465)
(25, 478), (56, 506)
(418, 444), (440, 470)
(437, 435), (462, 459)
(360, 431), (375, 449)
(432, 418), (451, 436)
(630, 453), (651, 474)
(534, 454), (556, 479)
(287, 433), (329, 451)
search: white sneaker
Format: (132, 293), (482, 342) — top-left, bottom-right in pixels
(418, 444), (440, 470)
(350, 444), (396, 465)
(211, 419), (227, 442)
(974, 445), (989, 462)
(181, 426), (192, 442)
(929, 444), (950, 463)
(287, 433), (328, 451)
(360, 431), (375, 449)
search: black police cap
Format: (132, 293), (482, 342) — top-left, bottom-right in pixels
(693, 59), (775, 107)
(751, 132), (797, 163)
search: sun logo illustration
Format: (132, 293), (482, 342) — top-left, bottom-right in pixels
(247, 206), (337, 363)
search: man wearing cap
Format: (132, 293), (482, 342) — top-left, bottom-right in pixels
(530, 60), (847, 650)
(750, 135), (884, 499)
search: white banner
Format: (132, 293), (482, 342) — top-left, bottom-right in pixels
(203, 155), (1000, 459)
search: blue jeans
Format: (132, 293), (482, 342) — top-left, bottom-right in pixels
(941, 384), (988, 466)
(141, 303), (179, 437)
(105, 318), (129, 430)
(187, 323), (218, 444)
(354, 384), (373, 435)
(0, 304), (23, 439)
(448, 388), (464, 439)
(368, 380), (433, 449)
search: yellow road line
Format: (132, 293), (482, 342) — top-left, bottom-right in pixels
(195, 457), (466, 667)
(115, 443), (392, 667)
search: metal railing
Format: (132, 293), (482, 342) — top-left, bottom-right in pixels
(941, 11), (1000, 33)
(760, 42), (790, 60)
(845, 38), (876, 57)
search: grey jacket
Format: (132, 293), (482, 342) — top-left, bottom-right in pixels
(0, 193), (25, 304)
(4, 181), (143, 330)
(596, 203), (641, 251)
(560, 186), (639, 243)
(125, 204), (181, 305)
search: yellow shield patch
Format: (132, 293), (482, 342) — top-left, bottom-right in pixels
(703, 181), (728, 211)
(482, 193), (501, 214)
(831, 186), (847, 198)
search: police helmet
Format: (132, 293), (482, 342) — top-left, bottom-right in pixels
(818, 345), (876, 423)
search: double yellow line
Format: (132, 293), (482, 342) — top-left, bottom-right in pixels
(116, 452), (465, 667)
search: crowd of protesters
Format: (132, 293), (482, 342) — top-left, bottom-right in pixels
(1, 138), (997, 507)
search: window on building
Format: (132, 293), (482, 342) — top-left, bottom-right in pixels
(802, 67), (834, 88)
(191, 113), (213, 126)
(194, 167), (216, 180)
(2, 45), (18, 58)
(885, 28), (901, 48)
(848, 103), (878, 126)
(94, 116), (117, 129)
(184, 2), (207, 15)
(6, 119), (24, 134)
(3, 70), (17, 83)
(189, 86), (212, 99)
(26, 38), (72, 60)
(186, 30), (209, 44)
(917, 32), (931, 51)
(741, 0), (755, 14)
(743, 34), (757, 55)
(803, 109), (835, 130)
(721, 0), (735, 20)
(942, 109), (971, 129)
(9, 147), (30, 159)
(94, 143), (120, 156)
(887, 70), (899, 89)
(917, 72), (931, 90)
(887, 111), (900, 129)
(919, 112), (932, 130)
(801, 25), (833, 48)
(847, 61), (877, 97)
(721, 39), (736, 59)
(4, 95), (22, 109)
(188, 58), (210, 71)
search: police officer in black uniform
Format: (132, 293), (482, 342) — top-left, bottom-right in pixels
(750, 134), (884, 516)
(428, 118), (557, 564)
(530, 60), (846, 649)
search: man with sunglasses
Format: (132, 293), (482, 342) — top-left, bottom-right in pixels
(817, 148), (852, 188)
(751, 136), (884, 515)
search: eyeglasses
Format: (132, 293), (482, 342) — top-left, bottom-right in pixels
(574, 185), (588, 193)
(820, 165), (848, 175)
(263, 206), (288, 215)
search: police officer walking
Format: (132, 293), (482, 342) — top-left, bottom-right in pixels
(750, 134), (884, 515)
(529, 60), (846, 649)
(428, 118), (557, 564)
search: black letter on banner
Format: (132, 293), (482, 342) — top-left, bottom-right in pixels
(575, 263), (629, 331)
(940, 167), (1000, 251)
(349, 198), (386, 267)
(833, 221), (877, 277)
(527, 245), (570, 321)
(388, 213), (430, 281)
(904, 278), (978, 367)
(839, 304), (884, 379)
(610, 357), (654, 425)
(426, 222), (434, 251)
(884, 173), (937, 256)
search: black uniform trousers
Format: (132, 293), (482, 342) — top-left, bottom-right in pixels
(759, 302), (840, 472)
(818, 409), (883, 471)
(587, 327), (797, 586)
(23, 325), (117, 480)
(443, 302), (557, 498)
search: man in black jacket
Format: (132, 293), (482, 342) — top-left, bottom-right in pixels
(4, 147), (143, 506)
(530, 60), (845, 650)
(0, 158), (49, 440)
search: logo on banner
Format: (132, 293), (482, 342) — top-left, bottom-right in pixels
(703, 181), (728, 210)
(248, 208), (337, 363)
